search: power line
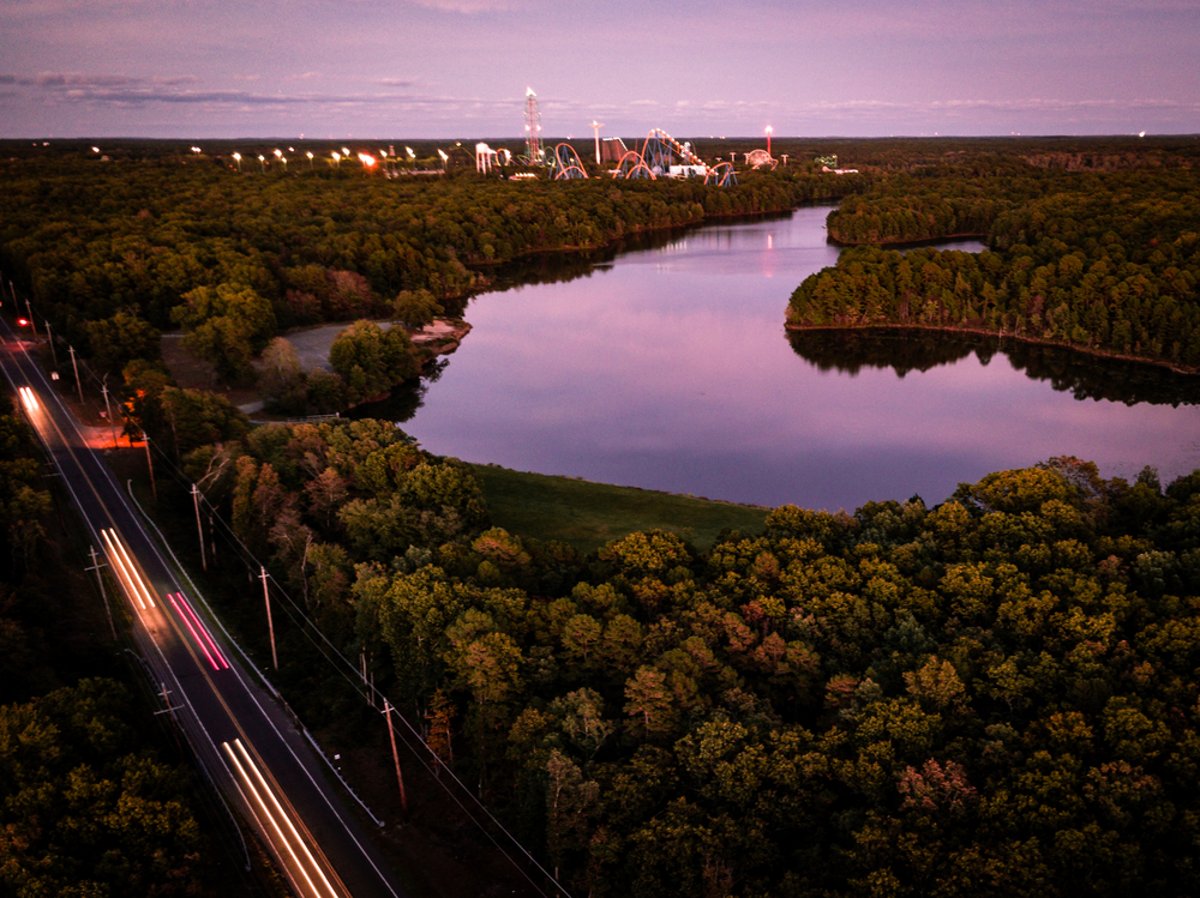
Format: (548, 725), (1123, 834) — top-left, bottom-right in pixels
(138, 430), (573, 898)
(8, 276), (574, 897)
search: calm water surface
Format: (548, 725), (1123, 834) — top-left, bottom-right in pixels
(389, 207), (1200, 511)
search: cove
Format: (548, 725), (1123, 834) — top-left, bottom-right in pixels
(363, 207), (1200, 511)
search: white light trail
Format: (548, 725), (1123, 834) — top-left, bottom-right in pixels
(100, 527), (156, 610)
(18, 386), (39, 414)
(223, 738), (340, 898)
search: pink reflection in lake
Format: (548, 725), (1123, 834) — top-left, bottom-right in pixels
(400, 208), (1200, 511)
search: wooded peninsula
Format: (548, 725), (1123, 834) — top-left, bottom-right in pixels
(2, 135), (1198, 898)
(788, 141), (1200, 373)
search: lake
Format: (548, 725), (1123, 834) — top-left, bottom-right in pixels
(375, 206), (1200, 511)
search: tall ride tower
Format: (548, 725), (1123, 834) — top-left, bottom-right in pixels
(524, 87), (543, 162)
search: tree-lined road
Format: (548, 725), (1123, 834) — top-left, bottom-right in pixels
(2, 321), (407, 898)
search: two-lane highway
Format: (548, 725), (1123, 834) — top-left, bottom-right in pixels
(2, 321), (409, 898)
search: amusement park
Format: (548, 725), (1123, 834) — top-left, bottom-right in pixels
(464, 87), (791, 187)
(203, 86), (857, 184)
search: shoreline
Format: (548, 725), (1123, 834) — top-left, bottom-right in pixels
(783, 321), (1200, 376)
(825, 231), (989, 249)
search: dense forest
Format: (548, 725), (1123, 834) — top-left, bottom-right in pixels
(0, 409), (234, 897)
(175, 415), (1200, 898)
(789, 157), (1200, 371)
(4, 136), (1199, 896)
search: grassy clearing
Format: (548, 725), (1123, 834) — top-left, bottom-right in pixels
(470, 463), (771, 554)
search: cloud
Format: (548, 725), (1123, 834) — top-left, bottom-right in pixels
(404, 0), (517, 12)
(0, 70), (476, 112)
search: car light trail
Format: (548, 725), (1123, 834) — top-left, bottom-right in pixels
(18, 385), (38, 414)
(100, 527), (156, 610)
(223, 738), (341, 898)
(168, 591), (230, 671)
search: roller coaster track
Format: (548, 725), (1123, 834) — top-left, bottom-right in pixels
(608, 127), (733, 184)
(640, 128), (703, 171)
(614, 149), (656, 180)
(551, 142), (588, 180)
(540, 127), (734, 187)
(704, 161), (737, 187)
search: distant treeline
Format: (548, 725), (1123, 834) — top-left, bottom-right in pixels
(789, 166), (1200, 370)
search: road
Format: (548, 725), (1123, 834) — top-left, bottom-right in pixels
(2, 320), (409, 898)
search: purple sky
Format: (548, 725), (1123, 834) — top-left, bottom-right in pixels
(1, 0), (1197, 139)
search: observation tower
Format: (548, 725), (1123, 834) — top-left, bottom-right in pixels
(524, 87), (543, 162)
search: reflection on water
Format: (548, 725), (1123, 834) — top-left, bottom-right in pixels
(363, 207), (1200, 512)
(788, 330), (1200, 406)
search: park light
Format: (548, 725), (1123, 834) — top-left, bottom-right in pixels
(331, 151), (341, 168)
(231, 151), (242, 171)
(91, 146), (100, 154)
(357, 152), (377, 170)
(405, 146), (415, 160)
(273, 148), (283, 159)
(257, 154), (266, 172)
(341, 146), (351, 157)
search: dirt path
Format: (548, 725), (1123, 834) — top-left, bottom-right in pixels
(161, 318), (472, 414)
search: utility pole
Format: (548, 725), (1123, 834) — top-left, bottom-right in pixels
(360, 648), (375, 708)
(259, 565), (278, 670)
(383, 701), (409, 814)
(67, 345), (83, 404)
(191, 484), (207, 571)
(45, 320), (59, 368)
(144, 435), (157, 501)
(101, 378), (117, 447)
(86, 545), (118, 640)
(23, 297), (37, 338)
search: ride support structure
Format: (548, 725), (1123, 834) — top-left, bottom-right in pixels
(605, 127), (732, 184)
(551, 143), (588, 180)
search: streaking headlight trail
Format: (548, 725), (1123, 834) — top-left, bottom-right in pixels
(100, 527), (156, 610)
(223, 738), (341, 898)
